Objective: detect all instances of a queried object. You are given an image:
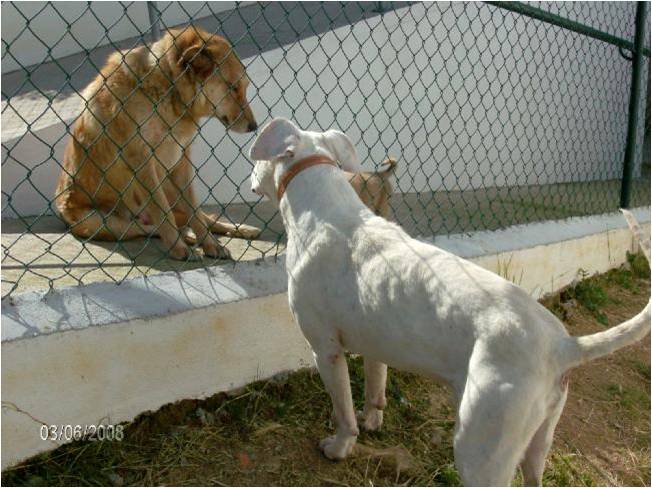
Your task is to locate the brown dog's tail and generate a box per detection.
[558,210,650,371]
[379,158,398,176]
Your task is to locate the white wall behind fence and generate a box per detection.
[1,2,648,218]
[0,2,242,74]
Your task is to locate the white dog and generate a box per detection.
[249,117,650,486]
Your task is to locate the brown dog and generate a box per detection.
[55,26,260,260]
[345,158,397,219]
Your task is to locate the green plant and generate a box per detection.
[627,251,651,279]
[496,254,524,286]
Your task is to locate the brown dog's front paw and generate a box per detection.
[168,242,202,261]
[202,236,231,260]
[227,223,261,240]
[180,228,197,246]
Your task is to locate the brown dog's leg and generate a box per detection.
[167,149,261,241]
[136,160,199,260]
[168,156,230,259]
[167,149,260,242]
[64,207,156,241]
[201,210,262,239]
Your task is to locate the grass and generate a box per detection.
[3,364,457,486]
[542,452,597,487]
[549,252,650,326]
[627,358,652,381]
[568,269,610,325]
[2,256,650,486]
[606,383,651,411]
[496,253,524,286]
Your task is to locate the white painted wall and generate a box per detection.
[0,2,240,73]
[1,2,648,217]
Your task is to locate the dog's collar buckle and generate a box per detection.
[277,154,337,201]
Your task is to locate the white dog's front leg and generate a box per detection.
[358,358,387,431]
[314,349,359,460]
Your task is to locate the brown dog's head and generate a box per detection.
[170,27,257,133]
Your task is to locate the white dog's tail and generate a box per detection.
[561,302,650,370]
[559,210,650,371]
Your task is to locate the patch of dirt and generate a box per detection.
[2,264,649,486]
[547,273,651,486]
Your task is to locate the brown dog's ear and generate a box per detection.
[173,27,212,78]
[178,42,214,79]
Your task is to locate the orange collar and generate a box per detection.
[277,154,337,201]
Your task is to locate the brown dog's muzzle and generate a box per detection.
[243,105,258,132]
[226,105,257,133]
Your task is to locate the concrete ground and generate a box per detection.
[2,178,649,297]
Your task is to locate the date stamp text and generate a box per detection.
[40,424,124,442]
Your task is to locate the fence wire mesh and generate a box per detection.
[1,1,650,297]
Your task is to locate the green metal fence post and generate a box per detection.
[488,1,651,57]
[619,1,648,209]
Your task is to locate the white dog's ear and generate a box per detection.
[322,130,362,172]
[249,118,300,161]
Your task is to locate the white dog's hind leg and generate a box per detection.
[520,387,568,486]
[314,348,359,460]
[454,372,541,486]
[357,358,387,431]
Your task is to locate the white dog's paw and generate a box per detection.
[319,435,356,460]
[357,409,383,431]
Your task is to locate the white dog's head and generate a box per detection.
[249,158,277,202]
[249,117,362,205]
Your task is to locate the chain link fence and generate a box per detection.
[2,1,650,297]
